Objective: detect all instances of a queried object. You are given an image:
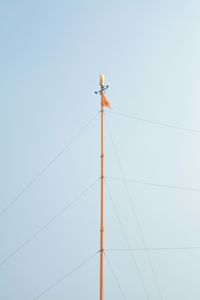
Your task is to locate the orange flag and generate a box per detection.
[101,94,111,108]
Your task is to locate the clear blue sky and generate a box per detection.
[1,0,200,299]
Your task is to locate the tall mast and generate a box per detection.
[100,74,105,300]
[95,74,109,300]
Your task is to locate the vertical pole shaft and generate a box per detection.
[100,92,104,300]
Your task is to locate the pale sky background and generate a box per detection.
[1,0,200,299]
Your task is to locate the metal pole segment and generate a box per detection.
[100,91,105,300]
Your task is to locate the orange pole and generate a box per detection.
[100,91,104,300]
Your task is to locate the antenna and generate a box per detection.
[95,74,109,94]
[99,74,105,88]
